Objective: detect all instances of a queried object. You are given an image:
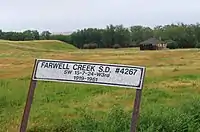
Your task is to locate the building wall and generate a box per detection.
[140,43,167,50]
[157,43,167,48]
[140,44,157,50]
[156,43,167,49]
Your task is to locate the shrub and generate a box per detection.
[83,44,89,49]
[113,44,121,49]
[195,42,200,48]
[83,43,98,49]
[128,43,138,47]
[166,40,178,49]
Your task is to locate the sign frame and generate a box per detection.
[32,59,145,89]
[19,58,146,132]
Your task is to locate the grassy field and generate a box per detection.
[0,40,200,132]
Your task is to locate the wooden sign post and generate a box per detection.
[130,89,144,132]
[19,59,145,132]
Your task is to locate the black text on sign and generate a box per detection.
[33,59,145,89]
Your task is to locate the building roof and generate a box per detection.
[140,37,162,45]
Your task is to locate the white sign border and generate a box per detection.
[32,59,146,89]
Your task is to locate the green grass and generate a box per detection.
[1,43,200,131]
[0,40,77,51]
[0,74,200,132]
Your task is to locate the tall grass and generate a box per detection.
[1,76,200,132]
[27,99,200,132]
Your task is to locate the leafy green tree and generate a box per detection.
[102,24,115,48]
[114,25,131,47]
[23,30,35,40]
[40,31,51,40]
[0,29,2,39]
[1,22,200,49]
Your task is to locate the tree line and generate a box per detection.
[0,30,51,41]
[1,22,200,49]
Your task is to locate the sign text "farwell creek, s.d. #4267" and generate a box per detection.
[32,59,145,89]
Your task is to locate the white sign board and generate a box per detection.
[33,59,145,89]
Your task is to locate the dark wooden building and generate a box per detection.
[139,38,167,50]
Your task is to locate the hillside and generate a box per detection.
[0,40,77,51]
[0,40,78,78]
